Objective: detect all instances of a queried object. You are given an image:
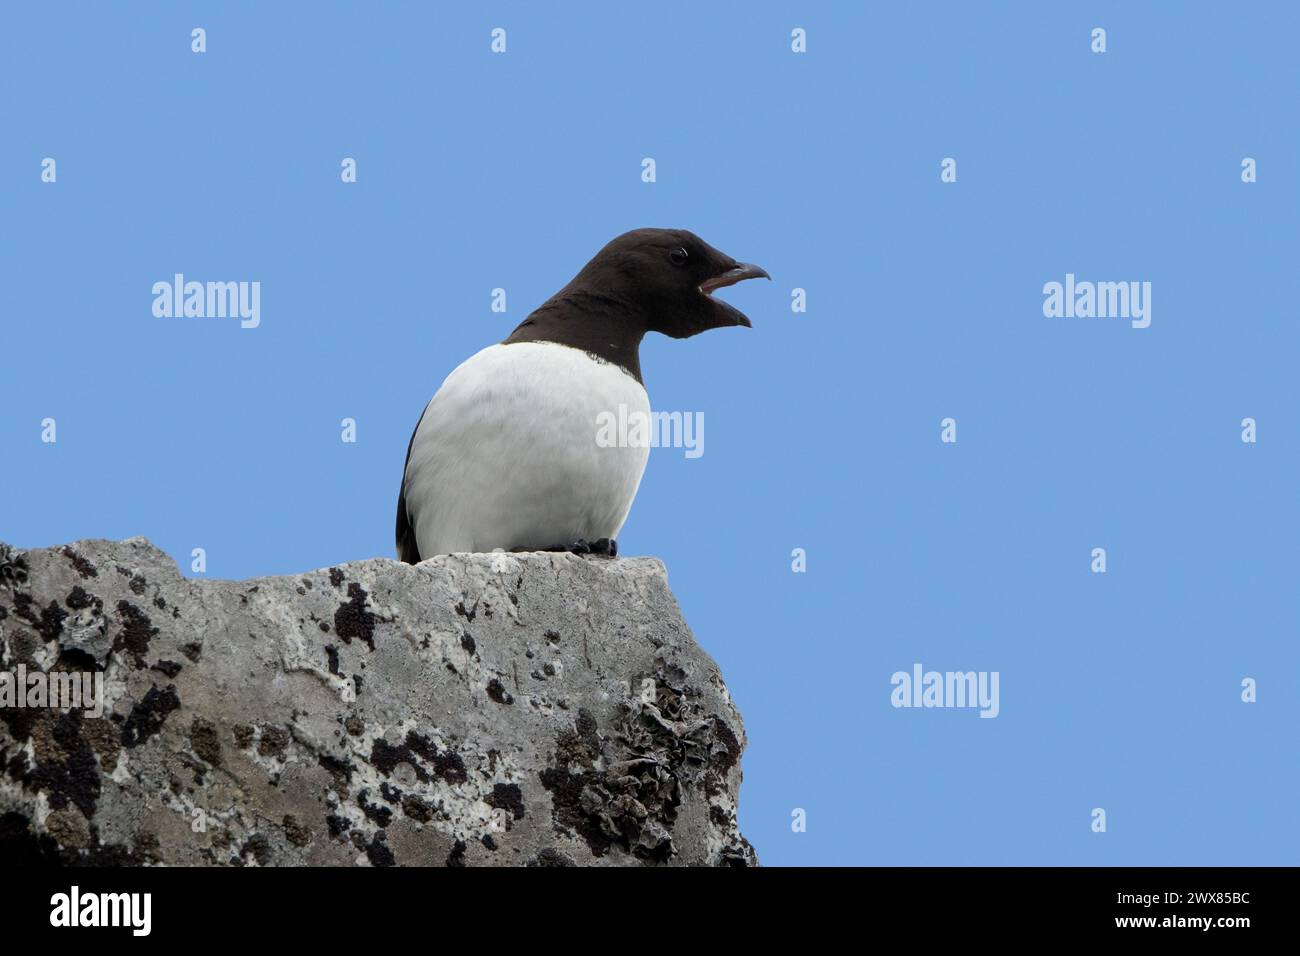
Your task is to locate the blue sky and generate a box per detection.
[3,2,1297,865]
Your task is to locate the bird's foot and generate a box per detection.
[542,538,617,558]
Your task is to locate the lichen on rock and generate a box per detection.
[0,538,756,866]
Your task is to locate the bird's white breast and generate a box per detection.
[403,341,651,555]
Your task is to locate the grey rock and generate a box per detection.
[0,538,756,866]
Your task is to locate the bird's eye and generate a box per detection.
[669,247,689,266]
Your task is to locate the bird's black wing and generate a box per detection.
[395,406,428,565]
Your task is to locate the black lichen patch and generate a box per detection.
[6,630,41,670]
[486,678,514,705]
[576,708,600,749]
[366,831,395,867]
[485,782,526,820]
[407,730,467,784]
[710,720,741,775]
[65,586,97,610]
[121,685,181,748]
[6,750,29,780]
[10,592,33,622]
[334,582,376,651]
[358,789,393,828]
[538,664,733,863]
[325,645,340,675]
[369,738,419,779]
[181,642,202,663]
[0,547,28,587]
[454,598,478,622]
[282,814,311,848]
[553,709,601,769]
[481,833,498,851]
[128,575,146,596]
[538,764,613,857]
[151,659,182,678]
[257,725,290,759]
[368,730,467,786]
[434,749,466,783]
[133,831,162,863]
[241,833,272,866]
[318,753,354,791]
[60,547,97,579]
[13,596,66,641]
[21,711,102,820]
[190,717,222,767]
[38,601,68,640]
[328,568,344,589]
[81,716,121,767]
[460,632,476,655]
[402,795,433,822]
[446,838,467,867]
[112,601,158,665]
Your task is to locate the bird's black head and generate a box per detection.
[503,228,768,384]
[567,228,769,338]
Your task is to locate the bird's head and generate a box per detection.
[569,228,769,338]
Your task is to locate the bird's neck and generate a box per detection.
[502,289,648,384]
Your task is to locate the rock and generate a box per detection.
[0,538,756,866]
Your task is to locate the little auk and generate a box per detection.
[396,228,768,562]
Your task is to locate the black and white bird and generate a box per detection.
[395,228,767,563]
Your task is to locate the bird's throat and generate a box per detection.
[502,291,648,384]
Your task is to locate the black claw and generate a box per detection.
[540,538,617,557]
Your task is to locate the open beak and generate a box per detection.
[699,262,770,327]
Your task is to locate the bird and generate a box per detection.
[395,228,768,563]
